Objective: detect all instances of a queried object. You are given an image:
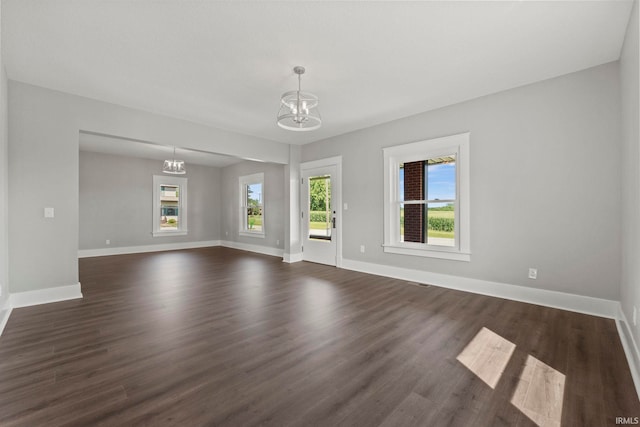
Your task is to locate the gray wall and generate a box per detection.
[9,83,80,292]
[79,151,221,250]
[284,145,302,258]
[0,2,10,314]
[221,160,285,251]
[621,1,640,346]
[8,81,289,293]
[302,62,622,300]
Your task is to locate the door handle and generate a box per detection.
[332,217,336,229]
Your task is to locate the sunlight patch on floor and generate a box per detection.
[456,327,516,388]
[511,354,565,427]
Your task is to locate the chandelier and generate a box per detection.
[163,147,186,175]
[277,66,321,131]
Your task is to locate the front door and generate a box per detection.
[302,165,337,266]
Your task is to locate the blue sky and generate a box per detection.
[399,163,455,201]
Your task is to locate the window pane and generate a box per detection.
[403,202,425,243]
[246,183,262,232]
[427,202,455,247]
[400,161,424,201]
[309,175,331,240]
[160,185,179,230]
[426,155,456,201]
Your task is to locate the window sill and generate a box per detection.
[383,244,470,262]
[153,230,188,237]
[239,231,265,238]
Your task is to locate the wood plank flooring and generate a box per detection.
[0,247,637,426]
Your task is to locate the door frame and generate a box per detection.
[300,156,342,267]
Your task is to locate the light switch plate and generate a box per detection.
[44,207,55,218]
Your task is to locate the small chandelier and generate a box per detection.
[163,147,186,175]
[277,66,321,131]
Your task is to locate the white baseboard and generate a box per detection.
[220,240,284,258]
[78,240,222,258]
[283,252,303,263]
[79,239,284,261]
[341,259,619,319]
[9,283,83,309]
[616,304,640,400]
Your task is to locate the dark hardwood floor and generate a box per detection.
[0,247,637,426]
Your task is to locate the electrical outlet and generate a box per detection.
[276,240,280,246]
[105,239,110,245]
[360,245,365,253]
[528,268,537,279]
[344,203,348,210]
[225,231,228,236]
[634,306,637,326]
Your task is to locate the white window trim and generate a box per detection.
[239,172,265,238]
[152,175,188,237]
[383,132,470,261]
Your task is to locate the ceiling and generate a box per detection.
[2,1,634,146]
[79,132,244,168]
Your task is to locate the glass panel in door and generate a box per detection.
[308,175,332,241]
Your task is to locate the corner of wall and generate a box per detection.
[0,1,12,335]
[0,298,12,336]
[619,0,640,383]
[616,303,640,400]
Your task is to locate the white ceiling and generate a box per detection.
[79,132,244,168]
[2,1,634,146]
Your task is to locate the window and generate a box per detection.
[153,175,188,237]
[239,173,264,237]
[383,132,470,261]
